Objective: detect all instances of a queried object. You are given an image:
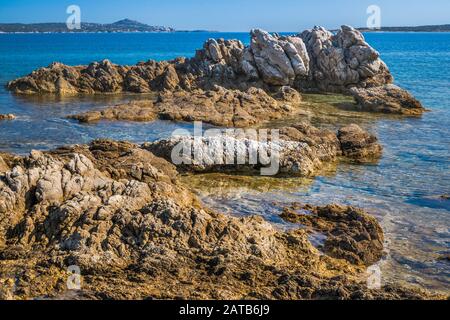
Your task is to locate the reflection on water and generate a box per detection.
[0,92,196,154]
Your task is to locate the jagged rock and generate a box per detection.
[144,133,326,176]
[144,122,381,177]
[0,140,442,300]
[7,26,423,118]
[349,84,425,115]
[280,204,384,266]
[0,114,16,121]
[337,124,383,161]
[299,25,393,92]
[250,29,306,85]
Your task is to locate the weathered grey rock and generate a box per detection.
[249,29,309,86]
[144,122,381,177]
[299,25,393,92]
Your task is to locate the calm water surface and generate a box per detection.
[0,32,449,293]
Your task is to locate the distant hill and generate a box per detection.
[0,19,175,33]
[357,24,450,32]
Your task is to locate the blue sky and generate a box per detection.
[0,0,449,31]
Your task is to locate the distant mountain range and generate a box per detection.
[357,24,450,32]
[0,19,175,33]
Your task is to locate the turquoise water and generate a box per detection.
[0,32,449,293]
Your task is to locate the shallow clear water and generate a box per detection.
[0,32,449,293]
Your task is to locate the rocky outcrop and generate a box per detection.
[337,124,383,161]
[248,29,309,86]
[144,122,381,177]
[280,204,384,266]
[7,26,423,116]
[349,84,425,115]
[298,25,393,92]
[0,114,16,121]
[69,86,303,127]
[8,26,387,95]
[0,140,441,300]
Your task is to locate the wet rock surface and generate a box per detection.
[280,203,384,266]
[0,140,442,300]
[7,26,423,116]
[337,124,383,161]
[68,101,157,123]
[155,86,301,127]
[68,86,303,127]
[0,114,16,121]
[349,84,425,115]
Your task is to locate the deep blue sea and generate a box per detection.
[0,32,449,293]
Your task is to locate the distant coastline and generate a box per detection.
[1,19,449,34]
[0,19,220,34]
[356,24,450,32]
[0,19,176,33]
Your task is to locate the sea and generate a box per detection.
[0,31,449,293]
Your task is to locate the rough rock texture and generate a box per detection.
[249,29,309,86]
[69,86,303,127]
[349,84,425,115]
[7,26,423,116]
[0,114,16,121]
[144,122,381,177]
[280,204,384,266]
[298,25,393,92]
[68,101,157,123]
[156,86,301,127]
[0,140,441,300]
[337,124,383,161]
[7,27,387,95]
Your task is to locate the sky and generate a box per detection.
[0,0,449,32]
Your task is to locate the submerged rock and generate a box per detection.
[349,84,425,115]
[0,114,16,121]
[0,140,442,300]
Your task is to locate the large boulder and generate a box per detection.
[248,29,309,86]
[349,84,425,115]
[299,25,393,92]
